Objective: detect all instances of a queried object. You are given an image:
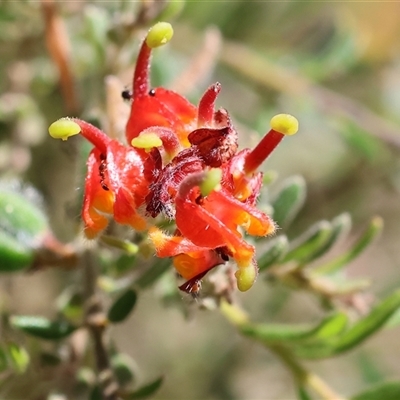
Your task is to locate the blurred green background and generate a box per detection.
[1,1,400,399]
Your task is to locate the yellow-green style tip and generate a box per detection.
[200,168,222,197]
[146,22,174,49]
[131,132,163,150]
[235,264,257,292]
[48,118,81,141]
[270,114,298,136]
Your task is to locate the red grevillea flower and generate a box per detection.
[48,22,299,293]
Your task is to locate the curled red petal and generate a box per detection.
[126,88,197,145]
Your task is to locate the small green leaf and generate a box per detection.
[309,213,352,261]
[350,382,400,400]
[258,235,289,271]
[333,289,400,353]
[240,312,347,344]
[282,221,333,264]
[0,187,48,243]
[135,258,171,289]
[271,175,306,227]
[111,353,138,388]
[10,316,77,340]
[108,289,137,323]
[0,230,34,272]
[0,185,48,272]
[8,342,30,373]
[313,216,383,275]
[294,290,400,359]
[124,377,163,399]
[115,254,138,276]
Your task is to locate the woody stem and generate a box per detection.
[82,250,119,400]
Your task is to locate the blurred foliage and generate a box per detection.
[1,1,400,400]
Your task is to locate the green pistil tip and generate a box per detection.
[200,168,222,197]
[270,114,298,135]
[48,118,81,141]
[131,132,163,150]
[235,264,257,292]
[146,22,174,49]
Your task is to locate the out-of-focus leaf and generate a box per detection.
[282,221,332,264]
[10,316,77,340]
[0,230,34,272]
[240,312,347,344]
[39,352,62,367]
[340,121,389,163]
[57,287,84,321]
[108,289,137,323]
[75,367,96,395]
[100,235,138,255]
[313,217,383,276]
[111,353,138,388]
[0,185,48,272]
[89,385,103,400]
[294,290,400,359]
[303,28,359,81]
[115,254,138,276]
[135,258,171,289]
[156,0,185,22]
[0,188,47,243]
[309,213,352,261]
[258,235,289,271]
[297,385,312,400]
[350,382,400,400]
[271,176,306,227]
[8,342,30,374]
[0,345,8,372]
[124,377,163,399]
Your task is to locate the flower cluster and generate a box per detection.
[49,22,298,293]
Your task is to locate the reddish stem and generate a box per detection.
[243,129,284,174]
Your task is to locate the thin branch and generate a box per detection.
[82,250,119,400]
[41,0,80,114]
[219,299,347,400]
[220,40,400,149]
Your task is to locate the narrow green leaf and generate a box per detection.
[271,176,306,227]
[258,235,289,271]
[108,289,137,323]
[312,312,348,340]
[240,312,347,344]
[10,316,77,340]
[135,258,171,289]
[8,342,30,373]
[351,382,400,400]
[124,377,163,399]
[282,221,332,264]
[309,213,352,261]
[333,289,400,353]
[313,217,383,275]
[294,290,400,359]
